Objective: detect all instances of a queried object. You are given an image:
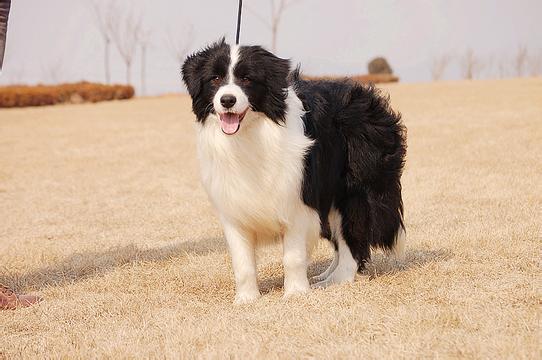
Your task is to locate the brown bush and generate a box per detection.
[368,57,393,75]
[303,73,399,84]
[0,82,134,108]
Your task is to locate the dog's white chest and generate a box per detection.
[197,109,313,233]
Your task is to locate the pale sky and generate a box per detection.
[0,0,540,95]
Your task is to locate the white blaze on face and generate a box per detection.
[213,45,250,135]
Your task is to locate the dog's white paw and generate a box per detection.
[283,281,310,298]
[234,291,261,304]
[311,272,355,289]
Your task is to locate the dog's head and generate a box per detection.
[182,38,291,135]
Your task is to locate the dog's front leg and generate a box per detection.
[282,216,311,297]
[222,219,260,304]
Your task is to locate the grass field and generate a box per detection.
[0,78,540,358]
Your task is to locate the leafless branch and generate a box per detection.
[165,24,194,66]
[110,7,142,85]
[137,23,152,96]
[244,4,271,28]
[497,56,511,78]
[245,0,303,52]
[431,54,452,81]
[484,54,496,79]
[90,0,112,41]
[528,51,542,77]
[90,0,116,83]
[461,49,484,80]
[514,45,528,77]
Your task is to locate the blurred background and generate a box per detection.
[0,0,540,96]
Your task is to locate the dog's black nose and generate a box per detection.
[220,94,237,109]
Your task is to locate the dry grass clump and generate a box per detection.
[0,79,540,358]
[304,73,399,84]
[0,82,134,108]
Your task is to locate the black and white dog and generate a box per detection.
[182,39,406,303]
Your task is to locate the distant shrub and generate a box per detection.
[368,57,393,75]
[303,73,399,84]
[0,82,134,108]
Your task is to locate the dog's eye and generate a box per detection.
[211,75,222,85]
[241,76,251,85]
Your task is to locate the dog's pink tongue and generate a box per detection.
[219,113,241,135]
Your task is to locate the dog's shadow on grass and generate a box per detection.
[1,237,227,292]
[361,248,453,279]
[258,248,453,295]
[4,241,452,295]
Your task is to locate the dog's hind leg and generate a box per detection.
[312,209,360,288]
[312,234,357,288]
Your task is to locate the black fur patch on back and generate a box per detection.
[295,78,406,268]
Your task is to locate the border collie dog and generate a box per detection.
[182,39,406,303]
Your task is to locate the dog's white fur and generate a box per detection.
[197,46,323,303]
[213,46,249,116]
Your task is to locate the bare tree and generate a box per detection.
[165,24,193,67]
[246,0,302,52]
[431,54,452,81]
[528,51,542,77]
[514,45,528,77]
[497,55,511,78]
[461,49,484,80]
[110,9,141,85]
[90,0,116,84]
[137,25,151,96]
[484,54,496,79]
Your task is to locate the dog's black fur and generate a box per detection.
[182,40,406,271]
[292,69,406,268]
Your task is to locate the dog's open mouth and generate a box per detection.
[219,109,248,135]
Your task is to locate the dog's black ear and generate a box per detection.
[287,64,302,84]
[182,51,205,98]
[262,49,291,122]
[182,38,227,98]
[265,52,291,89]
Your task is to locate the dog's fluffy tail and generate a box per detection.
[341,84,407,260]
[365,183,405,257]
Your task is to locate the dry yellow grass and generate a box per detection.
[0,78,541,359]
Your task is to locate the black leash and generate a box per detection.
[235,0,243,45]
